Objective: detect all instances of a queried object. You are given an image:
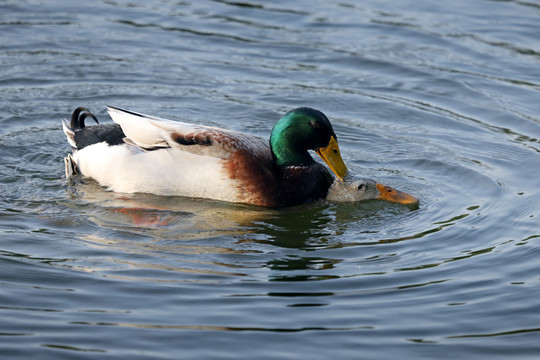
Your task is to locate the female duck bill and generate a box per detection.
[376,183,419,205]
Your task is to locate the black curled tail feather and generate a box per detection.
[70,107,99,130]
[63,106,126,151]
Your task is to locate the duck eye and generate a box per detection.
[309,121,321,129]
[357,183,365,191]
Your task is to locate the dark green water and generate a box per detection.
[1,1,540,359]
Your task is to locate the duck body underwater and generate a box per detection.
[63,106,418,208]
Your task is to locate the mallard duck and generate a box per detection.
[63,106,417,208]
[327,175,417,204]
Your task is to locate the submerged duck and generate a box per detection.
[63,106,418,208]
[327,175,417,204]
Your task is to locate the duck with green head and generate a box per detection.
[63,106,418,208]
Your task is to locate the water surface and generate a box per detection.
[1,0,540,359]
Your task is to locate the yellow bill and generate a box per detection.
[315,136,349,180]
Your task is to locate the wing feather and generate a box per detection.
[107,106,268,159]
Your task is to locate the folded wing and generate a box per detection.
[107,106,268,158]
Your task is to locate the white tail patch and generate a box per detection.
[62,119,77,148]
[64,154,78,178]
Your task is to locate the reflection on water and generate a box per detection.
[67,180,272,237]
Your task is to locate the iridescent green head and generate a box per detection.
[270,107,348,179]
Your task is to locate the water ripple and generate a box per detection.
[1,0,540,358]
